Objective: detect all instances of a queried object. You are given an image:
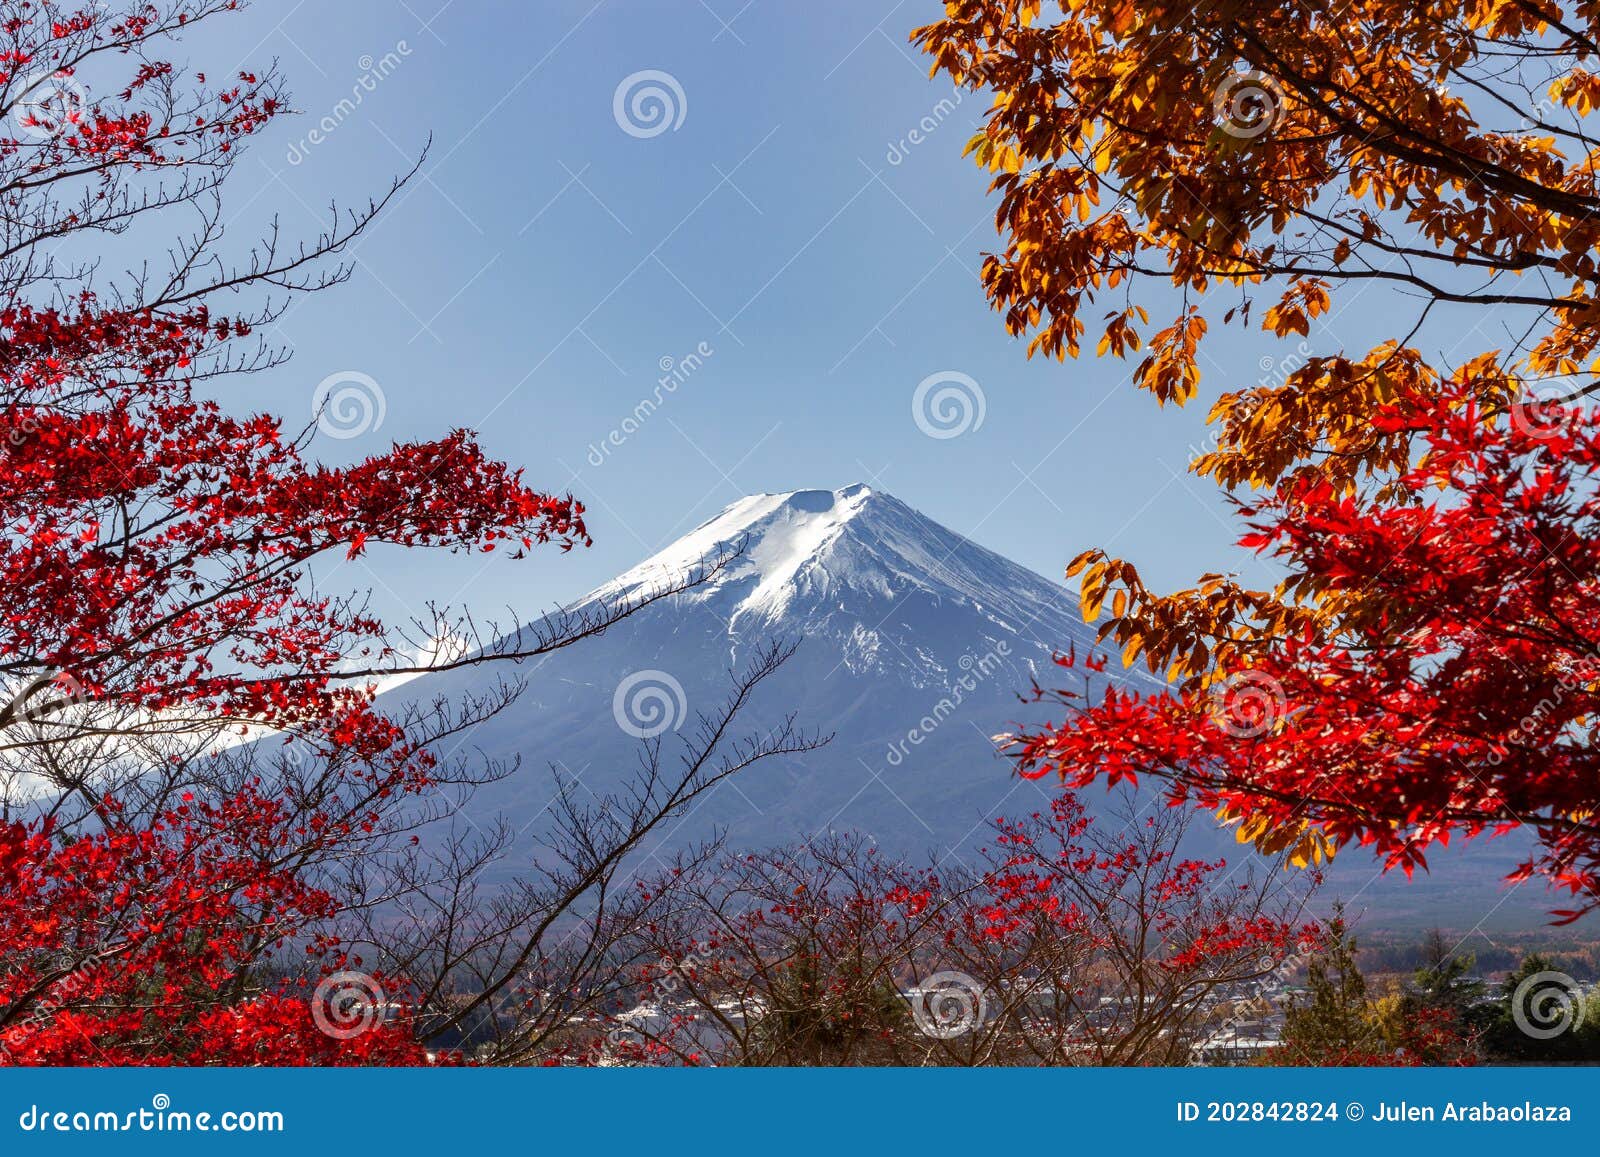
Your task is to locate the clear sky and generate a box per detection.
[184,0,1418,635]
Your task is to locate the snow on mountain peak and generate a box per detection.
[585,484,1073,638]
[595,484,872,617]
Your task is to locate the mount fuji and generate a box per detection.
[390,483,1099,861]
[384,484,1535,928]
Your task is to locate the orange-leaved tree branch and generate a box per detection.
[916,0,1600,917]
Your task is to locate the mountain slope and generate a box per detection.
[386,485,1104,858]
[578,483,1093,680]
[384,484,1539,930]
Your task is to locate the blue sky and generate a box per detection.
[183,0,1407,634]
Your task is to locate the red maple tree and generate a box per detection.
[915,0,1600,925]
[596,791,1315,1066]
[0,2,590,1063]
[1016,373,1600,920]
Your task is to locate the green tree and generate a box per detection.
[1412,929,1485,1018]
[1480,955,1600,1063]
[749,935,909,1065]
[1270,905,1383,1064]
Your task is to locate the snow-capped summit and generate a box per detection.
[384,484,1522,927]
[393,484,1095,855]
[599,484,886,622]
[582,484,1081,680]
